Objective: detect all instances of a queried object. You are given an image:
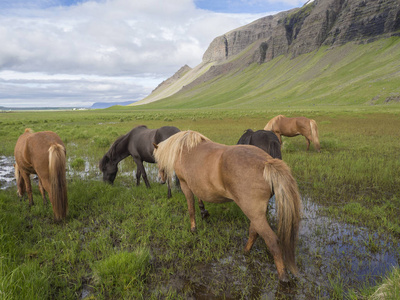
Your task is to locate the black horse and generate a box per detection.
[99,125,180,198]
[237,129,282,159]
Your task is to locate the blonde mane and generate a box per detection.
[264,115,285,130]
[154,130,210,181]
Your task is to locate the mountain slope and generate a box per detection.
[132,0,400,108]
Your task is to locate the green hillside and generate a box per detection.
[139,36,400,109]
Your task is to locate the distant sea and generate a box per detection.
[0,100,137,111]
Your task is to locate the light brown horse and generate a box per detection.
[14,129,68,221]
[153,130,302,282]
[264,115,320,152]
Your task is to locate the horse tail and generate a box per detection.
[310,119,320,152]
[48,143,68,221]
[263,159,301,275]
[14,162,25,197]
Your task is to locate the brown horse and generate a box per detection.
[153,130,302,282]
[264,115,320,152]
[14,129,68,221]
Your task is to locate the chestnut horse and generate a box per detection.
[154,130,301,282]
[14,129,68,221]
[99,125,180,198]
[264,115,320,152]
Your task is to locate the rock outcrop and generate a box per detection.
[134,0,400,105]
[202,0,400,65]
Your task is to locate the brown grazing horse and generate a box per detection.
[154,130,302,282]
[14,129,68,221]
[264,115,320,152]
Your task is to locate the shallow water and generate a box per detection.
[1,156,399,298]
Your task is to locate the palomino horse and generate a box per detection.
[237,129,282,159]
[154,130,302,282]
[14,129,68,221]
[264,115,320,152]
[99,125,180,198]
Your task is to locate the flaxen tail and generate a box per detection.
[310,119,320,152]
[263,159,301,275]
[48,143,68,221]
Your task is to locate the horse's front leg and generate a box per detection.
[167,180,172,199]
[276,133,282,144]
[180,182,197,232]
[198,199,209,219]
[135,167,141,186]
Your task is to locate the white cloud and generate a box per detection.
[0,0,292,107]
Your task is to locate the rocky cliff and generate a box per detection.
[203,0,400,64]
[133,0,400,105]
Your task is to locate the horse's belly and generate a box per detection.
[191,186,233,204]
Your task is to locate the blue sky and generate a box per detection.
[0,0,306,107]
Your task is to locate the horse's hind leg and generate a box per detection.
[256,219,288,282]
[244,222,259,252]
[198,199,209,219]
[305,137,311,151]
[38,179,48,205]
[21,173,34,206]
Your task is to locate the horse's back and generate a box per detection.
[237,129,253,145]
[154,126,180,144]
[251,130,282,159]
[220,145,273,201]
[15,130,64,174]
[179,142,271,201]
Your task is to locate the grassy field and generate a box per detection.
[1,106,400,299]
[138,36,400,109]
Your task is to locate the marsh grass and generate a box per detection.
[1,107,400,298]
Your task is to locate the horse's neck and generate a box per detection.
[111,135,131,163]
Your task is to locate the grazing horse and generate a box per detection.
[99,125,180,198]
[14,129,68,221]
[264,115,320,152]
[154,130,302,282]
[237,129,282,159]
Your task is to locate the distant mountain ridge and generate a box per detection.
[133,0,400,107]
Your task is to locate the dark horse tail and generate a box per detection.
[263,159,301,276]
[268,140,282,160]
[48,143,68,221]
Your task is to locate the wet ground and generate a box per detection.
[1,156,399,298]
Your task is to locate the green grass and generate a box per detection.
[1,106,400,298]
[138,36,400,109]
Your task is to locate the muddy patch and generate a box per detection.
[155,198,399,298]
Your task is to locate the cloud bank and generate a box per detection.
[0,0,303,107]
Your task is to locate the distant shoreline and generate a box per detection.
[0,107,89,112]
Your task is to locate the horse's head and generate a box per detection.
[99,154,118,184]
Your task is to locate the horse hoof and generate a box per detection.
[201,210,210,219]
[278,273,290,283]
[190,227,197,234]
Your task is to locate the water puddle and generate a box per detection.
[0,155,15,190]
[161,198,399,298]
[0,156,162,189]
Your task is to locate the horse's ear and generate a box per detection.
[153,143,158,149]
